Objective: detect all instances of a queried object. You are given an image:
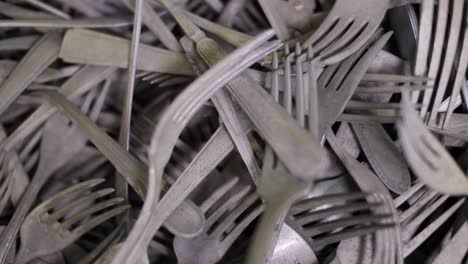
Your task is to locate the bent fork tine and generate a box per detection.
[37,178,106,211]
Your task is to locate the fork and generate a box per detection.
[286,192,395,251]
[326,129,402,264]
[173,177,263,264]
[15,178,129,264]
[317,32,392,137]
[302,0,389,65]
[393,183,466,258]
[398,91,468,195]
[0,98,95,263]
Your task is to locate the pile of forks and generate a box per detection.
[0,0,466,263]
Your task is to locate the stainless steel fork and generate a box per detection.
[287,192,395,251]
[0,112,89,263]
[302,0,389,65]
[174,177,263,264]
[15,179,129,263]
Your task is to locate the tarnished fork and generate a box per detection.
[286,192,395,251]
[15,179,129,264]
[302,0,389,65]
[326,129,402,264]
[316,32,392,137]
[174,177,263,264]
[0,79,110,263]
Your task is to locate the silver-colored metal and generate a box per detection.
[158,0,326,181]
[287,192,395,251]
[246,148,310,264]
[0,1,465,263]
[0,31,62,115]
[15,179,129,264]
[302,0,389,64]
[0,111,89,263]
[431,222,468,264]
[38,90,206,238]
[318,32,392,137]
[174,178,263,264]
[393,183,466,257]
[58,29,195,76]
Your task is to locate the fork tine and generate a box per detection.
[303,213,392,237]
[320,19,367,57]
[418,0,450,116]
[324,42,367,92]
[37,179,106,211]
[443,27,468,128]
[219,204,264,253]
[71,205,130,238]
[291,193,368,215]
[211,193,259,236]
[322,23,378,65]
[403,198,465,257]
[283,45,294,114]
[303,16,339,48]
[314,18,352,55]
[47,188,115,222]
[62,197,125,229]
[399,190,438,223]
[393,182,425,207]
[356,85,430,94]
[312,223,395,250]
[338,113,399,124]
[199,177,239,213]
[307,44,320,137]
[295,43,306,127]
[295,201,382,226]
[206,185,251,228]
[271,50,279,102]
[361,74,431,83]
[78,221,127,264]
